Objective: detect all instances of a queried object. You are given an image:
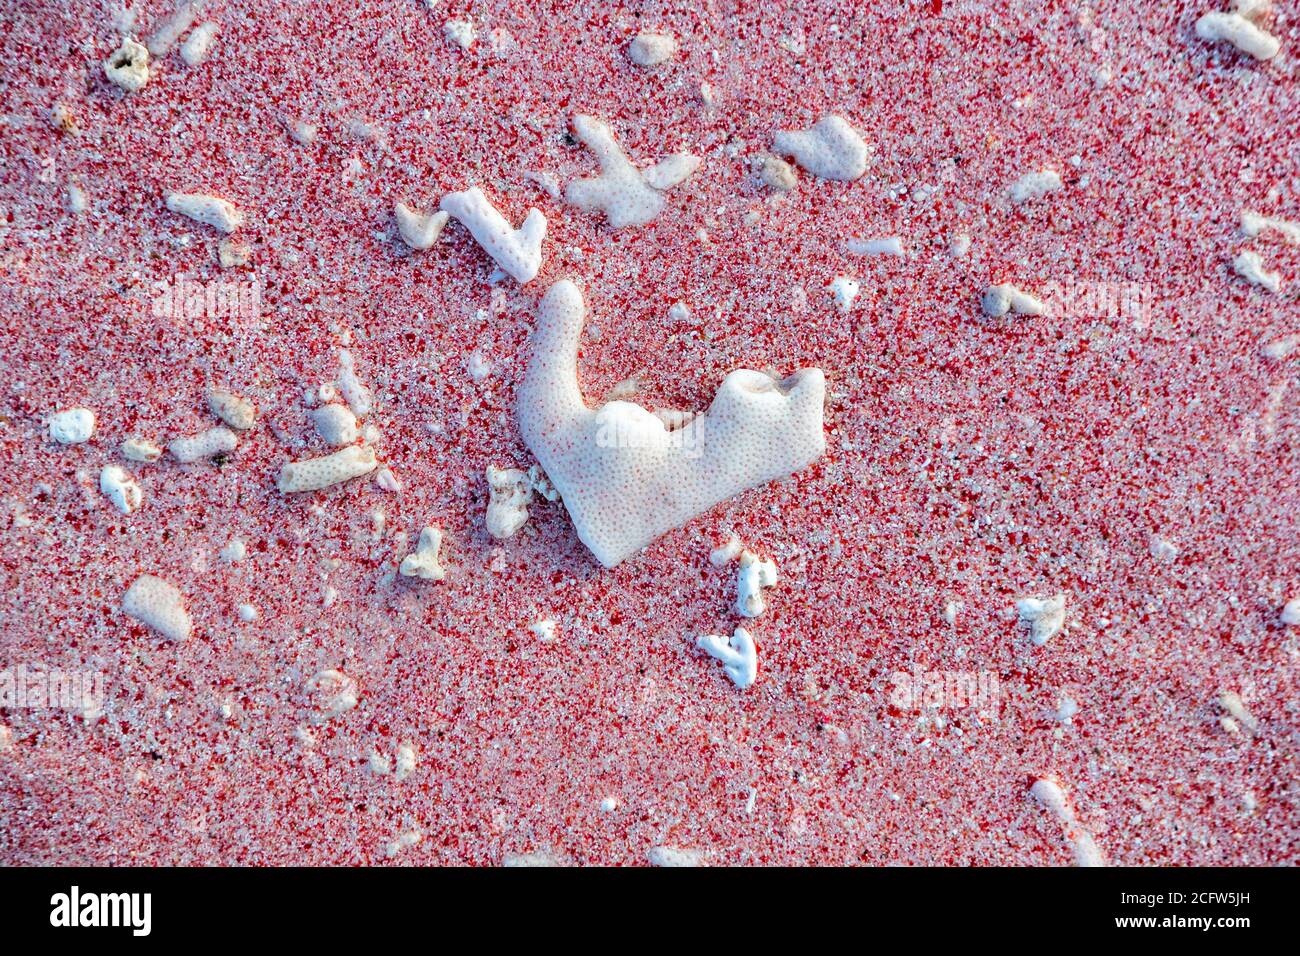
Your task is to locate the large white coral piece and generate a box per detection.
[565,115,701,229]
[517,280,826,568]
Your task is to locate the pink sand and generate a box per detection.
[1,1,1297,865]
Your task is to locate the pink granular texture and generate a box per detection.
[0,0,1296,865]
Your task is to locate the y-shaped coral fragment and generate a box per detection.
[697,627,758,689]
[565,115,701,229]
[517,280,826,568]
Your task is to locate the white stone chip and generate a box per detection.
[394,202,449,250]
[99,465,142,514]
[628,32,678,67]
[1016,594,1066,646]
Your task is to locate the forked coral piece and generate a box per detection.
[565,115,701,228]
[517,280,826,568]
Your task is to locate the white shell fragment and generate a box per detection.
[566,114,701,229]
[399,525,447,581]
[99,465,142,514]
[772,115,868,182]
[1241,210,1300,245]
[1016,594,1066,646]
[485,466,533,539]
[1280,599,1300,626]
[49,408,95,444]
[164,190,244,233]
[736,551,778,618]
[206,388,256,430]
[697,627,758,689]
[981,284,1047,317]
[277,445,378,493]
[517,280,826,568]
[440,187,546,283]
[628,32,678,66]
[104,38,150,92]
[123,574,192,641]
[394,202,449,251]
[169,426,237,463]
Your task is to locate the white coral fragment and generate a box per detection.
[100,465,142,514]
[123,574,192,641]
[1016,594,1066,646]
[566,114,701,229]
[1233,250,1281,292]
[1280,598,1300,626]
[394,202,449,250]
[1196,8,1280,61]
[647,846,705,867]
[49,408,95,444]
[828,276,861,313]
[772,115,868,182]
[180,21,218,66]
[277,445,378,493]
[169,426,236,463]
[846,236,906,257]
[735,550,778,617]
[206,388,256,430]
[121,437,162,462]
[628,31,678,66]
[439,187,546,283]
[164,190,243,233]
[104,38,150,92]
[399,525,447,581]
[697,626,758,689]
[1241,210,1300,245]
[1030,777,1105,867]
[517,280,826,568]
[981,283,1047,317]
[485,466,533,539]
[443,19,476,50]
[1009,169,1063,204]
[305,669,358,723]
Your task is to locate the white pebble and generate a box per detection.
[309,403,360,446]
[828,276,861,313]
[1282,598,1300,626]
[180,21,218,66]
[628,32,678,67]
[121,437,162,462]
[49,408,95,444]
[444,19,476,50]
[206,388,256,430]
[1009,169,1063,204]
[236,603,258,622]
[1233,250,1281,292]
[981,283,1046,317]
